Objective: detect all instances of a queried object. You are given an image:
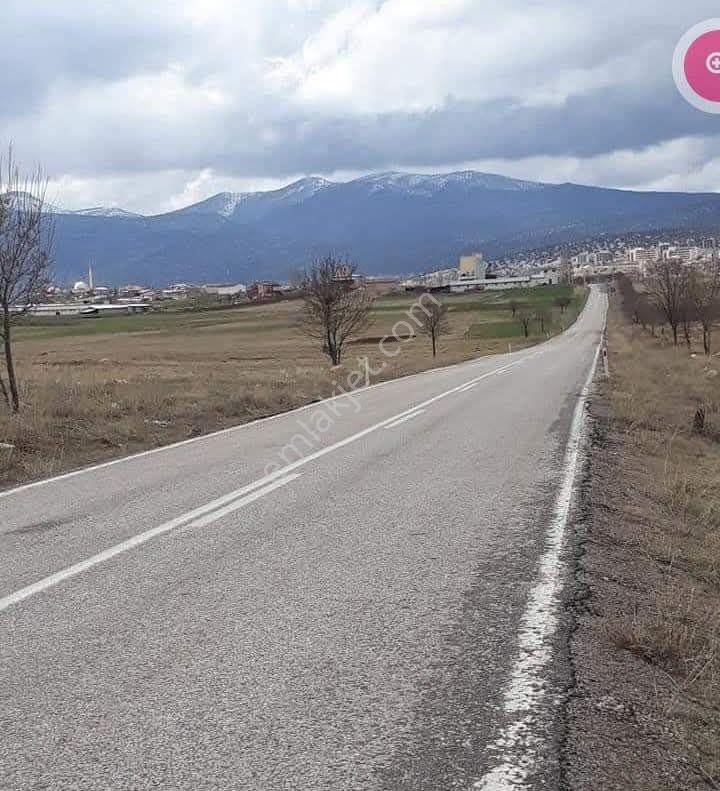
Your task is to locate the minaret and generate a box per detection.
[88,264,94,292]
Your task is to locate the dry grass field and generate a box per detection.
[566,297,720,789]
[0,286,584,487]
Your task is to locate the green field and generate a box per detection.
[463,285,585,340]
[14,285,585,342]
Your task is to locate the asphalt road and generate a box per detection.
[1,287,607,790]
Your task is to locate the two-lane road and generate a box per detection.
[1,287,607,790]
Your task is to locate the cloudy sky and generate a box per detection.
[4,1,720,213]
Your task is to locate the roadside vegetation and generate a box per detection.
[0,150,53,412]
[567,278,720,790]
[0,283,585,487]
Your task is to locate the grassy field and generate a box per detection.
[0,285,585,486]
[565,297,720,788]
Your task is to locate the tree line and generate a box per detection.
[508,294,572,338]
[617,259,720,354]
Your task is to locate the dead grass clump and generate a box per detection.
[610,584,719,682]
[662,468,695,519]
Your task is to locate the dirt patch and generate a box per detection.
[563,300,720,790]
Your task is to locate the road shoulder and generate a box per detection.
[563,305,720,790]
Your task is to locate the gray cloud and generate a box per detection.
[2,0,720,211]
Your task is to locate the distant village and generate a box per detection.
[404,235,720,290]
[20,233,720,318]
[23,266,404,318]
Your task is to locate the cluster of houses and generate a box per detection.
[23,262,410,319]
[20,266,293,319]
[570,239,719,279]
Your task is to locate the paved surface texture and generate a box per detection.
[1,288,607,790]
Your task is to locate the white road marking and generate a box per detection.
[0,291,600,615]
[1,288,585,503]
[384,409,425,429]
[0,474,300,613]
[4,288,597,506]
[0,348,540,501]
[0,356,531,613]
[472,296,607,790]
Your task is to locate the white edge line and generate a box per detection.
[0,294,593,501]
[0,473,301,613]
[472,292,607,790]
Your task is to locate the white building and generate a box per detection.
[202,283,247,299]
[162,283,193,300]
[457,253,487,281]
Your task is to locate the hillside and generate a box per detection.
[50,171,720,285]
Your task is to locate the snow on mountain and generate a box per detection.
[70,206,141,218]
[353,171,546,196]
[273,176,332,200]
[151,171,546,219]
[170,192,251,218]
[171,177,333,219]
[49,169,720,286]
[10,171,549,223]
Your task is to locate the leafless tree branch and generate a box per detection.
[0,145,54,411]
[299,255,373,366]
[418,295,449,357]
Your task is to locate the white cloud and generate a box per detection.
[3,0,720,210]
[264,1,705,113]
[46,135,720,215]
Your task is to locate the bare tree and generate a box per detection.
[508,299,519,318]
[636,293,662,336]
[647,259,687,346]
[517,310,532,339]
[418,295,450,357]
[678,289,697,350]
[299,255,373,366]
[535,309,550,335]
[0,149,53,412]
[554,295,571,314]
[688,261,720,355]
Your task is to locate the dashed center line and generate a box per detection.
[0,474,301,614]
[1,352,535,614]
[384,409,425,429]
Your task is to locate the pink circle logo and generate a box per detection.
[674,20,720,113]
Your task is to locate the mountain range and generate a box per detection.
[48,171,720,285]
